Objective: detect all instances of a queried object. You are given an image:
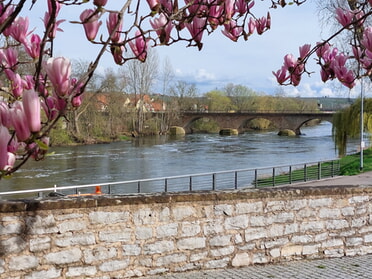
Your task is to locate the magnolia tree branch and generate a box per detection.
[0,0,371,179]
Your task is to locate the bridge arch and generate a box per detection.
[171,111,335,135]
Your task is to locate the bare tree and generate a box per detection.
[125,48,159,133]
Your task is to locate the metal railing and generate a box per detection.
[0,159,340,199]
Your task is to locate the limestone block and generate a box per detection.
[281,245,303,257]
[9,255,38,271]
[99,259,130,272]
[156,223,178,238]
[135,226,153,240]
[321,238,344,248]
[325,220,349,230]
[319,208,341,219]
[308,198,333,208]
[1,236,26,254]
[252,253,269,264]
[349,196,369,204]
[45,248,82,265]
[286,199,307,210]
[98,229,132,243]
[89,211,129,224]
[245,227,267,242]
[24,267,61,279]
[133,208,157,225]
[143,240,174,254]
[0,221,23,235]
[203,221,224,235]
[57,220,87,233]
[236,202,263,214]
[172,206,196,221]
[177,237,206,250]
[204,258,229,269]
[26,215,58,234]
[30,237,51,252]
[155,253,187,266]
[84,247,118,264]
[214,204,234,216]
[209,235,232,247]
[225,215,248,230]
[302,244,320,255]
[210,246,234,257]
[66,266,97,277]
[122,244,141,256]
[300,221,325,232]
[181,221,201,237]
[55,232,96,247]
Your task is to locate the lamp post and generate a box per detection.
[360,79,364,171]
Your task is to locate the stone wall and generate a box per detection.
[0,185,371,278]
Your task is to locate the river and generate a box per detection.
[1,122,361,193]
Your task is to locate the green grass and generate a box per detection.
[339,148,372,175]
[253,148,372,187]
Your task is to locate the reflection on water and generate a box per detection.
[2,122,361,192]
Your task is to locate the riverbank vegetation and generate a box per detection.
[333,99,372,156]
[255,148,372,186]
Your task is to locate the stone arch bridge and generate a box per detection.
[169,111,335,135]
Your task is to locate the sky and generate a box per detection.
[27,1,363,98]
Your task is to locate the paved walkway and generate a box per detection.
[142,172,372,279]
[143,254,372,279]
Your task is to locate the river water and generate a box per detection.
[1,122,361,193]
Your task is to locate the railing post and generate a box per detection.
[331,161,334,177]
[318,162,321,180]
[108,184,112,194]
[289,165,292,184]
[304,164,307,182]
[234,171,238,189]
[272,167,275,186]
[189,176,192,191]
[137,181,141,193]
[254,169,258,188]
[212,173,216,190]
[165,178,168,192]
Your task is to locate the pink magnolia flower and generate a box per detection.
[186,17,206,49]
[0,126,14,171]
[0,101,11,128]
[94,0,108,6]
[22,89,41,132]
[223,0,235,22]
[273,66,289,84]
[80,9,102,41]
[24,34,41,59]
[150,13,174,44]
[5,70,26,98]
[11,101,31,141]
[129,30,149,62]
[72,95,82,107]
[361,27,372,52]
[10,17,30,44]
[208,4,224,29]
[44,13,65,39]
[334,66,355,89]
[283,54,297,70]
[335,7,354,28]
[107,12,123,43]
[147,0,159,11]
[44,57,71,96]
[299,44,311,59]
[247,17,256,35]
[0,4,14,27]
[255,14,269,35]
[222,20,243,42]
[0,48,18,69]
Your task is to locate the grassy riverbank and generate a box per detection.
[340,148,372,175]
[254,148,372,187]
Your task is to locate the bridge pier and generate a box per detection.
[169,126,186,135]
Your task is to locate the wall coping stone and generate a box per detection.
[0,184,370,213]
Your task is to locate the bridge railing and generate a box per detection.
[0,159,340,199]
[178,110,335,114]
